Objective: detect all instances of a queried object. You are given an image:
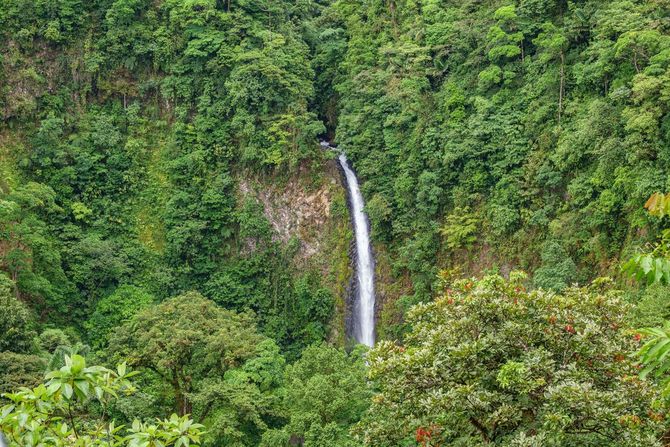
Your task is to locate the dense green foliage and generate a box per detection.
[622,193,670,400]
[323,0,670,311]
[261,343,371,447]
[358,274,664,446]
[0,0,337,357]
[108,292,285,446]
[85,285,154,349]
[624,192,670,285]
[0,274,37,353]
[3,0,670,445]
[0,354,205,447]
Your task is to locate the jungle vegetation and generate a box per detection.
[2,0,670,446]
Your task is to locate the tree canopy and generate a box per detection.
[2,0,670,445]
[358,273,664,446]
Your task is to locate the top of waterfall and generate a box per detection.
[320,140,337,150]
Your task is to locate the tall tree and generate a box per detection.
[108,291,285,446]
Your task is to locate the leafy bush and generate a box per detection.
[439,206,479,250]
[0,274,37,353]
[261,343,370,447]
[0,354,204,446]
[357,273,664,446]
[0,352,45,391]
[533,240,577,291]
[85,285,154,348]
[38,328,71,353]
[630,284,670,328]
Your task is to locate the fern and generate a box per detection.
[439,207,479,250]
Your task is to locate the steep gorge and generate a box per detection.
[2,1,670,446]
[1,0,670,358]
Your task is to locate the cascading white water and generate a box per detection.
[331,147,376,347]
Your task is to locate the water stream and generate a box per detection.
[322,141,376,346]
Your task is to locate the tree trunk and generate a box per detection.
[388,0,398,37]
[172,369,191,416]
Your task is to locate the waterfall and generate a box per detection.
[322,142,376,346]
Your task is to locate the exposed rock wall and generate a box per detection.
[238,161,341,260]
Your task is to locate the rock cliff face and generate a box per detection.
[237,160,353,343]
[239,178,331,259]
[238,160,343,261]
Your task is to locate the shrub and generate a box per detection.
[38,328,71,353]
[357,273,664,446]
[0,274,37,353]
[533,240,577,291]
[85,285,154,348]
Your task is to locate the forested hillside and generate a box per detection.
[323,0,670,332]
[2,0,670,446]
[0,0,352,357]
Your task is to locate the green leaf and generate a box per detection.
[641,255,653,274]
[47,382,61,396]
[63,383,73,399]
[74,380,89,397]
